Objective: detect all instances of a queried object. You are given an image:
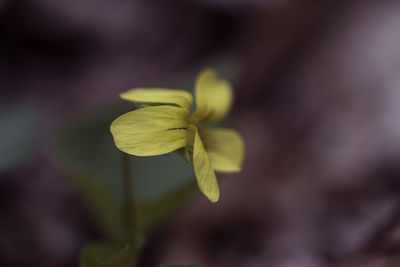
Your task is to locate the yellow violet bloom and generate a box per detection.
[110,68,244,202]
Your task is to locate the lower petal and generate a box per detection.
[188,124,220,202]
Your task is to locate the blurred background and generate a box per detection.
[2,0,400,266]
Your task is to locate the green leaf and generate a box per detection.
[0,106,40,173]
[80,243,114,267]
[80,242,140,267]
[159,263,199,267]
[135,181,197,231]
[49,105,197,241]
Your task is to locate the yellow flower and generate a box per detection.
[110,68,244,202]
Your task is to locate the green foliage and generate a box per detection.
[80,242,140,267]
[159,263,199,267]
[0,106,40,173]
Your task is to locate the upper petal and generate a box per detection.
[110,105,188,156]
[188,124,220,202]
[120,88,193,113]
[199,128,244,173]
[191,68,233,125]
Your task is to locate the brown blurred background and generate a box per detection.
[1,0,400,266]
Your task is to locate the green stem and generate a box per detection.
[122,152,134,239]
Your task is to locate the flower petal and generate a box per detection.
[188,124,219,202]
[120,88,193,113]
[199,128,244,173]
[191,68,233,125]
[110,105,188,156]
